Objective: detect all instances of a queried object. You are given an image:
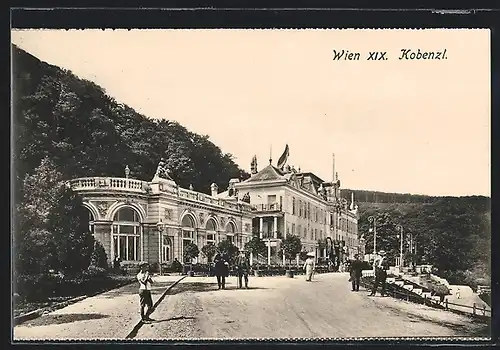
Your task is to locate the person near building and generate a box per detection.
[369,250,389,296]
[349,254,364,292]
[137,262,154,322]
[214,252,229,289]
[303,252,316,282]
[236,249,250,289]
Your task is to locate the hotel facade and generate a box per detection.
[70,149,362,267]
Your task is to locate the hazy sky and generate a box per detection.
[11,29,490,196]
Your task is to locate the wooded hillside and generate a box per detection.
[12,44,248,199]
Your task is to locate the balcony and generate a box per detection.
[253,203,283,213]
[69,177,148,194]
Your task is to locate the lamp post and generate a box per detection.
[156,221,164,275]
[396,224,403,270]
[368,216,377,256]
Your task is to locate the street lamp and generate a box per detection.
[368,216,377,256]
[396,224,403,270]
[157,221,164,275]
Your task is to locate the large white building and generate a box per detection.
[232,149,361,265]
[70,148,362,267]
[70,161,254,267]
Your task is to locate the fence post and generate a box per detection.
[406,290,409,301]
[482,304,486,316]
[473,303,476,315]
[423,295,426,305]
[445,299,448,310]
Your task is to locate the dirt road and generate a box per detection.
[134,273,489,340]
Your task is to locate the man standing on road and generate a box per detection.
[369,250,388,296]
[349,254,363,292]
[214,253,228,289]
[137,262,154,322]
[236,249,250,289]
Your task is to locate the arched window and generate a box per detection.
[206,218,217,245]
[181,214,195,263]
[225,222,236,244]
[87,210,95,234]
[162,236,172,263]
[112,206,141,261]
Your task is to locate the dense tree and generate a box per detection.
[245,237,267,257]
[15,157,94,276]
[183,242,200,270]
[201,243,217,263]
[281,235,302,265]
[217,239,239,264]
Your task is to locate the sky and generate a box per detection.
[11,29,491,197]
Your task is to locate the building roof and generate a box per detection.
[242,164,286,183]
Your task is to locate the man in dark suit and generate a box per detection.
[349,254,364,292]
[214,253,229,289]
[369,250,389,296]
[236,249,250,289]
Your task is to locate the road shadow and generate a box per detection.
[22,313,109,326]
[149,316,197,323]
[166,282,269,295]
[101,282,172,299]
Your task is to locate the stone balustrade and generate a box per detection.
[69,177,148,193]
[70,177,254,213]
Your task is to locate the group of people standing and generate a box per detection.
[213,249,251,289]
[347,250,388,295]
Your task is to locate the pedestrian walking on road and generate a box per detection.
[349,254,363,292]
[236,249,250,288]
[214,253,229,289]
[303,252,316,282]
[369,250,389,296]
[137,262,154,322]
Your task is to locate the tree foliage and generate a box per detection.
[217,239,239,263]
[89,240,109,270]
[357,197,491,286]
[15,157,94,276]
[13,44,249,196]
[245,236,267,256]
[281,235,302,264]
[183,242,200,263]
[201,243,217,262]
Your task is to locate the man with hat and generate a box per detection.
[137,261,154,321]
[235,249,251,289]
[369,250,389,296]
[349,253,364,292]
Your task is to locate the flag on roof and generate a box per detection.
[277,144,289,169]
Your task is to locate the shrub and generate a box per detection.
[83,266,107,279]
[89,240,108,269]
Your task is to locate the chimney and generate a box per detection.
[210,183,219,197]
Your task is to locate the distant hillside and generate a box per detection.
[344,189,491,289]
[12,44,249,196]
[340,188,488,204]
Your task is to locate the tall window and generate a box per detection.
[292,223,296,234]
[88,210,95,234]
[292,197,296,215]
[299,200,303,217]
[226,222,236,244]
[112,207,141,261]
[206,218,217,244]
[162,236,172,262]
[181,215,195,263]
